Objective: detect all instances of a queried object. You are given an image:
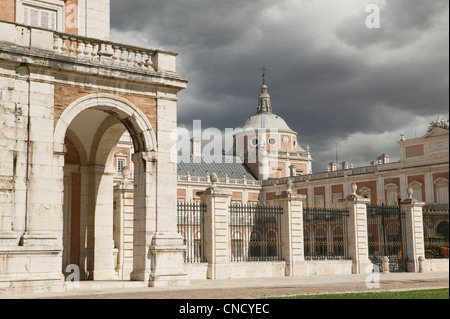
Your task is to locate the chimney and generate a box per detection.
[341,161,349,170]
[329,162,338,172]
[377,154,389,164]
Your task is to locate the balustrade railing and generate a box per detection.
[53,33,156,70]
[0,19,182,73]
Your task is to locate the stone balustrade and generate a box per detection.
[0,19,178,73]
[53,33,156,71]
[177,174,262,186]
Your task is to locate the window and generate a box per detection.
[231,199,242,206]
[360,187,372,202]
[385,183,399,205]
[117,159,125,173]
[268,137,277,146]
[251,138,259,147]
[408,181,423,202]
[231,232,243,260]
[386,190,398,205]
[23,5,57,30]
[435,178,449,204]
[332,193,343,208]
[314,195,324,208]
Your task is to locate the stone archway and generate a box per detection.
[54,93,187,286]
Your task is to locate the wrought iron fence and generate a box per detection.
[423,209,449,259]
[229,203,283,262]
[367,203,407,272]
[177,202,206,263]
[303,206,350,260]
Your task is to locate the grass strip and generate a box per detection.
[274,288,449,299]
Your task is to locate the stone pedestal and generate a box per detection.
[0,232,64,294]
[148,232,189,287]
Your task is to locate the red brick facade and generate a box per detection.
[53,84,158,134]
[0,0,15,22]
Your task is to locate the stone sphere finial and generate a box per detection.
[122,166,130,180]
[351,182,357,196]
[407,186,414,199]
[210,172,218,184]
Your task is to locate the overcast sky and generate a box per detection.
[110,0,449,173]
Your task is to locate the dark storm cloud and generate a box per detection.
[336,0,449,48]
[110,0,449,172]
[111,0,281,49]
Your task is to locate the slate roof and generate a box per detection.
[177,154,257,180]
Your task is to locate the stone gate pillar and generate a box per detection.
[274,187,306,277]
[401,187,426,272]
[199,183,231,280]
[340,183,373,274]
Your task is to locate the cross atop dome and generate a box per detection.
[261,66,267,85]
[257,66,272,113]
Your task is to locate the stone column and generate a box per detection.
[91,166,117,280]
[113,170,134,280]
[401,187,426,272]
[78,165,93,279]
[130,151,156,283]
[274,187,306,277]
[340,183,372,274]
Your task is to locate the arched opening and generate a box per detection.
[55,94,157,281]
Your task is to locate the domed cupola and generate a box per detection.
[242,77,295,133]
[234,69,313,180]
[257,79,272,113]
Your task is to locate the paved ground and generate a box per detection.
[2,271,448,299]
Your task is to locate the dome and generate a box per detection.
[242,112,295,133]
[241,78,295,133]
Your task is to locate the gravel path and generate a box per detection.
[6,272,446,300]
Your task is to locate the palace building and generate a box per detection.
[0,0,448,293]
[116,83,448,210]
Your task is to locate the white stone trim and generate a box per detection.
[54,93,157,154]
[16,0,65,32]
[434,177,449,185]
